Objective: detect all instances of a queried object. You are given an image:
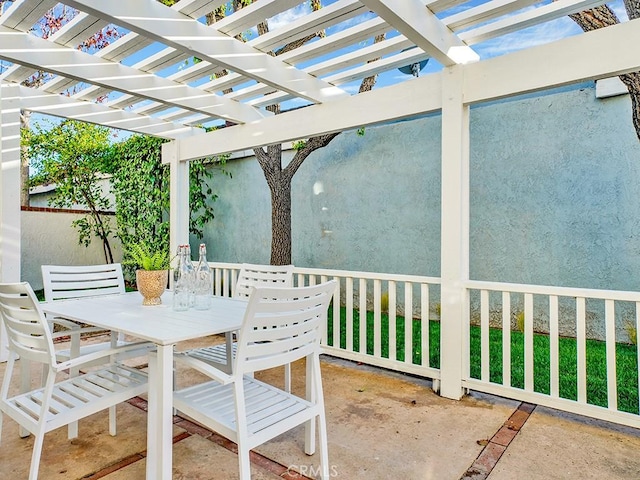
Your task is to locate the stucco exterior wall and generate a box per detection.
[201,85,640,291]
[197,85,640,340]
[21,210,122,290]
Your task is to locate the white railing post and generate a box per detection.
[165,140,189,289]
[0,84,21,362]
[439,65,470,399]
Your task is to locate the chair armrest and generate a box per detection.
[174,352,234,385]
[55,341,154,372]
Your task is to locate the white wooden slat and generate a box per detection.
[374,279,382,358]
[0,0,57,30]
[481,289,490,382]
[0,64,36,83]
[212,0,301,38]
[248,48,431,107]
[459,0,606,46]
[524,293,534,392]
[346,277,354,352]
[502,291,511,387]
[360,0,476,67]
[388,281,397,361]
[0,25,268,125]
[605,299,617,411]
[247,0,367,53]
[173,0,228,19]
[359,279,367,354]
[64,0,349,105]
[332,276,340,348]
[576,297,587,403]
[132,47,190,74]
[49,13,108,47]
[96,33,154,63]
[420,283,429,367]
[549,295,559,397]
[278,17,391,66]
[404,282,413,364]
[444,0,538,32]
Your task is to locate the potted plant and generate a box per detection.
[125,243,171,305]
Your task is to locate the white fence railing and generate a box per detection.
[209,263,640,428]
[210,262,441,381]
[465,280,640,429]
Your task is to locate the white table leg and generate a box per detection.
[146,345,174,480]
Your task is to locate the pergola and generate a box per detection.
[0,0,639,395]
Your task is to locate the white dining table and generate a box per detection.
[42,290,247,480]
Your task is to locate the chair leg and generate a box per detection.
[304,356,316,455]
[284,363,291,393]
[29,431,46,480]
[317,412,330,479]
[237,444,252,480]
[20,359,32,438]
[109,405,117,436]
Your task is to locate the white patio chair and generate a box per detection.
[41,263,154,437]
[174,280,336,480]
[0,282,148,480]
[42,263,154,363]
[181,263,294,388]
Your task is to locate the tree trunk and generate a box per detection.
[269,177,292,265]
[568,5,640,142]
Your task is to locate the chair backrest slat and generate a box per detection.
[42,264,125,302]
[234,263,294,299]
[0,283,55,364]
[234,280,336,375]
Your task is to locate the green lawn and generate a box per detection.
[327,307,640,414]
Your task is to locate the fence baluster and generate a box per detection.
[605,299,617,410]
[481,289,490,382]
[549,295,559,397]
[524,293,534,392]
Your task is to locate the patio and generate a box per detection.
[1,333,640,480]
[2,1,640,478]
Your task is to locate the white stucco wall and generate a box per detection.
[21,209,122,290]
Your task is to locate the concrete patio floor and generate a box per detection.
[2,334,640,480]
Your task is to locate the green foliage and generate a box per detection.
[110,134,228,279]
[380,292,389,313]
[515,310,525,332]
[25,119,116,263]
[624,320,637,345]
[292,140,307,151]
[357,127,366,136]
[123,243,171,271]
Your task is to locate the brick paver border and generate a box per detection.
[460,402,536,480]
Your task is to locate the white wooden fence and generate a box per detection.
[210,262,640,428]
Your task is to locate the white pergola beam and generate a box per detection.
[176,17,640,160]
[0,25,268,124]
[360,0,478,66]
[63,0,350,105]
[174,73,443,161]
[0,0,56,29]
[16,86,203,139]
[213,0,302,38]
[464,17,640,103]
[248,0,367,53]
[459,0,607,45]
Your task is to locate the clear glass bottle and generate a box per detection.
[194,243,212,310]
[184,244,196,307]
[172,245,189,311]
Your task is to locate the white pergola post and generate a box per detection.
[0,83,21,361]
[439,65,470,399]
[164,140,190,281]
